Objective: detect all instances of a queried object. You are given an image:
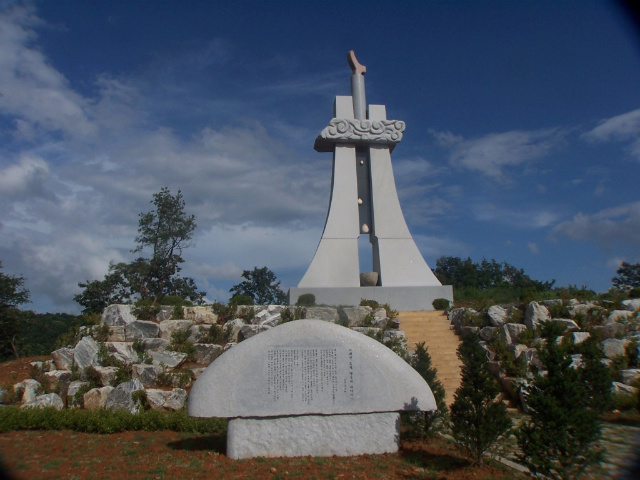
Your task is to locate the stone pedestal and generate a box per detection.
[227,412,399,459]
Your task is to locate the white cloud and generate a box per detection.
[553,201,640,250]
[431,128,565,181]
[0,155,52,199]
[528,242,539,254]
[583,108,640,160]
[472,203,560,228]
[0,4,96,139]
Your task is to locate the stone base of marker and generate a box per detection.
[289,286,453,311]
[228,412,399,459]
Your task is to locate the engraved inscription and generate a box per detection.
[266,347,354,406]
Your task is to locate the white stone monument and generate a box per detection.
[188,320,436,459]
[289,52,452,310]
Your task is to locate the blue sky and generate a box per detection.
[1,0,639,313]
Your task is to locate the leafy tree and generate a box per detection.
[612,261,640,292]
[450,332,512,465]
[0,262,31,359]
[229,266,286,305]
[406,342,448,437]
[517,322,604,479]
[433,256,555,293]
[75,188,205,314]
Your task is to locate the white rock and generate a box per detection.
[125,320,160,340]
[303,307,339,322]
[132,364,158,387]
[503,323,527,345]
[609,310,635,323]
[572,332,591,344]
[43,370,72,397]
[524,302,550,329]
[184,306,218,324]
[101,304,136,326]
[622,299,640,312]
[74,336,101,370]
[83,386,114,410]
[570,354,583,369]
[146,388,188,411]
[67,381,89,407]
[51,347,75,370]
[150,350,187,369]
[621,369,640,386]
[158,320,194,340]
[156,306,174,321]
[238,324,270,341]
[14,379,41,404]
[93,366,118,386]
[487,305,508,326]
[224,318,246,342]
[602,338,630,359]
[551,318,580,332]
[479,326,498,342]
[21,393,64,410]
[194,344,223,364]
[106,342,140,365]
[258,313,282,327]
[612,382,638,395]
[592,323,626,340]
[107,326,126,342]
[105,378,145,413]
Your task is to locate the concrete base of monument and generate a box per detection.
[227,412,400,459]
[289,286,453,310]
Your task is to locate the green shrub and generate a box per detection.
[168,329,196,361]
[211,302,236,323]
[450,333,512,465]
[229,294,253,306]
[0,406,226,434]
[295,293,316,306]
[132,298,161,320]
[547,302,571,319]
[280,307,303,323]
[358,300,398,319]
[200,324,232,344]
[626,338,640,369]
[161,295,192,307]
[92,324,110,342]
[610,355,629,383]
[432,298,450,311]
[518,327,536,347]
[611,392,638,412]
[517,322,604,479]
[404,342,448,438]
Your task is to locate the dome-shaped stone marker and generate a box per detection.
[188,319,436,459]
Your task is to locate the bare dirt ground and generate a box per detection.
[0,430,524,480]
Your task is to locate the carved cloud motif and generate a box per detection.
[321,118,405,143]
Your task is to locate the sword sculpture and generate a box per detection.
[293,51,448,309]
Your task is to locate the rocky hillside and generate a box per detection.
[449,298,640,408]
[2,304,402,413]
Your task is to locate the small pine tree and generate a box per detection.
[517,322,604,479]
[450,332,512,465]
[406,342,448,437]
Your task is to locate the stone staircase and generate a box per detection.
[398,311,462,405]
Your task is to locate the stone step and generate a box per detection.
[398,311,463,405]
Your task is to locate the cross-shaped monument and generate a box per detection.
[290,52,453,310]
